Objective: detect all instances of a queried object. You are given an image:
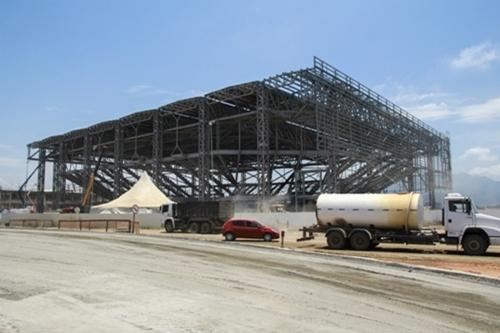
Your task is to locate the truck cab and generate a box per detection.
[161,203,177,232]
[443,193,500,255]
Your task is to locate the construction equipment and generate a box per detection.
[80,151,104,213]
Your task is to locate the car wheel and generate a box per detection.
[187,222,200,234]
[200,222,212,234]
[225,232,235,241]
[164,220,174,233]
[263,233,273,242]
[462,234,488,255]
[349,231,371,251]
[326,230,347,249]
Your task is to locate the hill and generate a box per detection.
[453,173,500,207]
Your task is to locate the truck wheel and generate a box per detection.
[164,220,174,233]
[200,222,212,234]
[187,222,200,234]
[326,230,347,249]
[263,233,273,242]
[462,234,488,255]
[349,231,371,251]
[224,232,235,241]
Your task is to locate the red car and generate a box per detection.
[222,219,280,242]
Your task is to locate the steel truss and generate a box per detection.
[28,57,452,211]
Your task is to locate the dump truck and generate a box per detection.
[298,192,500,255]
[160,200,234,234]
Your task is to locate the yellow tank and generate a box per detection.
[316,192,424,230]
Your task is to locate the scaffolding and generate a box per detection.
[28,57,452,212]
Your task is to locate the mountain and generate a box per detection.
[453,173,500,207]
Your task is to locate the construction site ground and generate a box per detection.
[141,229,500,279]
[1,229,500,332]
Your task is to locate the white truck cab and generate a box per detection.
[443,193,500,255]
[160,203,177,232]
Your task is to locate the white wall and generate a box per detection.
[0,212,164,229]
[1,209,445,231]
[234,212,315,230]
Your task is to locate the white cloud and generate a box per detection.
[457,96,500,122]
[460,147,497,162]
[469,164,500,181]
[392,92,450,105]
[406,102,454,121]
[386,84,500,123]
[450,42,500,70]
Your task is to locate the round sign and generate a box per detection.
[74,207,80,214]
[132,204,139,214]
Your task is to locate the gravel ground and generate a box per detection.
[1,229,500,332]
[139,229,500,278]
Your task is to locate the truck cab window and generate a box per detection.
[448,200,466,213]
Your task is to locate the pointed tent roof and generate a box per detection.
[93,172,174,209]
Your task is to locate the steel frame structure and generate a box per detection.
[28,57,452,212]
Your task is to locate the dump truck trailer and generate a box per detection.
[298,192,500,255]
[160,200,234,234]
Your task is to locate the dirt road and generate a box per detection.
[1,229,500,332]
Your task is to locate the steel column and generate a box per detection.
[36,149,46,213]
[198,100,210,199]
[256,85,271,198]
[113,124,123,197]
[152,110,163,186]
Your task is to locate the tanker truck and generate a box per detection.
[298,192,500,255]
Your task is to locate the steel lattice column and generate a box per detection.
[36,149,46,213]
[257,85,270,198]
[82,133,93,211]
[113,123,123,197]
[444,138,453,191]
[152,110,163,186]
[198,99,210,199]
[427,152,436,208]
[314,81,337,193]
[52,143,66,209]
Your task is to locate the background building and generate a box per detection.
[27,58,452,212]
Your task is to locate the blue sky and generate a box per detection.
[1,0,500,189]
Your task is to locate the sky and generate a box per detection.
[1,0,500,189]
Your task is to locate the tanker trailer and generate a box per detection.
[298,192,500,255]
[316,193,424,231]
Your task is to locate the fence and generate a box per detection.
[58,219,134,232]
[7,219,56,228]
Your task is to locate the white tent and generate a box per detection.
[92,172,174,211]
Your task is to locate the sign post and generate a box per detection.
[132,204,139,234]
